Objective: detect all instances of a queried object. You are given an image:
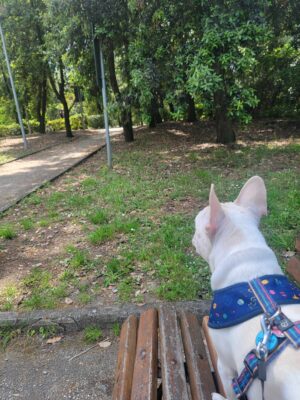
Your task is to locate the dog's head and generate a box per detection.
[192,176,268,266]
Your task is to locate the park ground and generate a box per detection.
[0,121,299,317]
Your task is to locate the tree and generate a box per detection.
[0,0,48,132]
[43,0,85,138]
[188,1,268,143]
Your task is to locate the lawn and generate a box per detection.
[0,121,299,312]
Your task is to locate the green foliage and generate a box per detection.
[0,224,16,239]
[70,114,86,130]
[22,268,69,310]
[47,118,65,132]
[112,322,121,337]
[87,115,104,129]
[188,3,267,124]
[20,218,34,231]
[0,123,24,137]
[88,210,109,225]
[0,325,21,349]
[83,326,102,343]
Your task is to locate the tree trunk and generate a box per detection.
[149,97,162,127]
[121,108,134,142]
[48,59,73,138]
[186,93,197,122]
[215,113,236,144]
[107,41,134,141]
[62,98,73,138]
[37,77,47,133]
[214,91,236,144]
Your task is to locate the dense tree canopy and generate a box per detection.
[0,0,299,143]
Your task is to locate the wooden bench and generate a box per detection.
[112,305,225,400]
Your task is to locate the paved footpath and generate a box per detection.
[0,332,118,400]
[0,128,122,213]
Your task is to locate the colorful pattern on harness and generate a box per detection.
[231,276,300,398]
[208,274,300,329]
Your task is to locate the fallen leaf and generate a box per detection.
[283,251,296,258]
[98,340,111,348]
[47,336,63,344]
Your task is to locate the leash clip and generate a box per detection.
[267,306,281,325]
[256,315,271,360]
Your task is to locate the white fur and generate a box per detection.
[192,176,300,400]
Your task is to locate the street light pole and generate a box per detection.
[0,19,28,149]
[92,25,112,169]
[99,42,112,169]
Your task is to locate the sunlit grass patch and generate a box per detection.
[0,285,19,311]
[21,268,69,310]
[88,218,140,244]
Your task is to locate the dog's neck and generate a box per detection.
[209,220,283,291]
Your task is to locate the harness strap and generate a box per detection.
[249,278,300,348]
[232,337,290,398]
[232,276,300,398]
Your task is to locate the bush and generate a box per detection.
[0,123,24,137]
[29,120,40,131]
[70,114,87,130]
[47,118,65,132]
[87,114,104,129]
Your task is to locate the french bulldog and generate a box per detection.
[192,176,300,400]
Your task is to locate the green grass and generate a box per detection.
[67,246,90,269]
[83,326,102,343]
[0,325,21,348]
[21,268,69,310]
[87,209,108,225]
[88,218,140,245]
[0,285,18,311]
[20,218,34,231]
[112,322,121,337]
[0,224,16,239]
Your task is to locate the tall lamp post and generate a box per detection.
[92,27,112,169]
[0,12,28,149]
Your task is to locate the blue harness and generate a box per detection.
[209,274,300,329]
[208,275,300,399]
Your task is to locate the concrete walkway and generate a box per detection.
[0,332,118,400]
[0,128,122,213]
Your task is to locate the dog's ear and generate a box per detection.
[206,184,225,237]
[234,176,267,218]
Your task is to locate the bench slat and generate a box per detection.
[131,308,158,400]
[202,316,226,397]
[112,314,138,400]
[159,306,189,400]
[180,311,216,400]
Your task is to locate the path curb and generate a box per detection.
[0,300,210,332]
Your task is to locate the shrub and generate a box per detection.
[70,114,87,130]
[29,120,40,131]
[47,118,65,132]
[87,115,104,129]
[0,123,24,137]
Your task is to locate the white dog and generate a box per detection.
[192,176,300,400]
